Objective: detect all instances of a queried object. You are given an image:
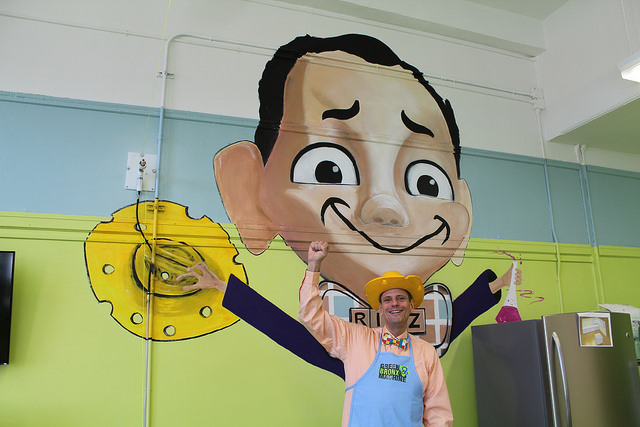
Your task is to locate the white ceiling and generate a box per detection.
[465,0,569,20]
[470,0,639,156]
[278,0,640,156]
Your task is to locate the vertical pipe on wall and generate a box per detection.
[574,145,596,247]
[575,145,605,304]
[145,32,184,427]
[534,106,564,312]
[155,34,211,199]
[154,32,181,200]
[621,0,635,56]
[145,31,184,427]
[154,33,273,200]
[147,32,275,427]
[142,200,161,427]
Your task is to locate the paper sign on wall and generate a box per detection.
[578,312,613,347]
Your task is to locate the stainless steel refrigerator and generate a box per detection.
[471,312,640,427]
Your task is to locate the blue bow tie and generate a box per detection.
[382,332,408,350]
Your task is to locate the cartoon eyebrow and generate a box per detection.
[401,110,434,137]
[322,100,360,121]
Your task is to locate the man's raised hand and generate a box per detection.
[307,241,329,272]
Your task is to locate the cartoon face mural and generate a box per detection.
[85,34,518,359]
[216,35,472,302]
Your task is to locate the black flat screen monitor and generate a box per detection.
[0,251,15,365]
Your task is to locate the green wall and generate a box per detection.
[1,212,639,426]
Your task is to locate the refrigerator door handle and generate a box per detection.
[551,332,572,427]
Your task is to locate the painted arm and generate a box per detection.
[224,273,345,379]
[450,269,499,342]
[178,262,345,379]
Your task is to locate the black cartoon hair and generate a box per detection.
[254,34,461,177]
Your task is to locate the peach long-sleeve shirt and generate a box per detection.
[298,270,453,427]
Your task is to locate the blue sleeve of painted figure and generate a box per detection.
[223,274,346,379]
[450,270,500,342]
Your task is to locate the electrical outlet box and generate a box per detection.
[125,152,157,192]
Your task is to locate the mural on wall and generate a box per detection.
[85,201,246,340]
[84,34,521,362]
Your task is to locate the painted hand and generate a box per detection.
[489,264,522,294]
[177,262,228,293]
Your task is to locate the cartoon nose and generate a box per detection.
[360,194,409,227]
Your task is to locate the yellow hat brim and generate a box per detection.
[365,271,424,310]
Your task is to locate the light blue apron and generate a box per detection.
[346,334,423,426]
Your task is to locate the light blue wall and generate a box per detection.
[0,92,254,221]
[2,91,639,247]
[461,151,556,243]
[586,167,640,247]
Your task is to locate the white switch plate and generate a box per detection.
[125,152,157,192]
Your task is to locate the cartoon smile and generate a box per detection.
[320,197,450,253]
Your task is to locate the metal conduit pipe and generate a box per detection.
[154,33,275,199]
[574,144,605,304]
[534,106,564,312]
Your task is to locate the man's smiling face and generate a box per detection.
[379,289,414,331]
[260,52,472,296]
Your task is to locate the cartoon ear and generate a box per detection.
[214,141,277,254]
[451,178,473,266]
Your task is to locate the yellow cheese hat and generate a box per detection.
[365,271,424,310]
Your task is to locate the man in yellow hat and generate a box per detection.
[299,241,453,427]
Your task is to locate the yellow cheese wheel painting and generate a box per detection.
[85,200,245,340]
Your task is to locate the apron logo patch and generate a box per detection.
[378,363,409,383]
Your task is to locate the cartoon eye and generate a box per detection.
[291,143,359,185]
[405,161,453,200]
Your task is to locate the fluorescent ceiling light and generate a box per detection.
[618,51,640,82]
